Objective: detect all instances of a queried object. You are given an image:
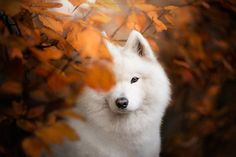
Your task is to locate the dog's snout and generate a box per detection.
[115,97,129,109]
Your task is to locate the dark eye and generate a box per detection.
[131,77,139,84]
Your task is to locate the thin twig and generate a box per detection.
[83,8,94,20]
[142,18,154,34]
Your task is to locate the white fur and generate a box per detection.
[50,31,171,157]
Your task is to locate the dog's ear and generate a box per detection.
[124,30,156,60]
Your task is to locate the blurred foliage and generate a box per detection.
[0,0,235,157]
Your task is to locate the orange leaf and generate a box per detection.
[27,106,45,118]
[89,12,111,24]
[31,46,63,62]
[127,11,146,31]
[84,62,115,91]
[148,11,167,32]
[39,15,63,34]
[35,122,79,144]
[134,3,157,12]
[164,5,179,11]
[68,0,87,6]
[0,81,22,95]
[96,0,121,11]
[22,137,46,157]
[47,72,68,92]
[67,27,103,59]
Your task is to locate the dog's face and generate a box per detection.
[105,31,162,114]
[76,31,170,132]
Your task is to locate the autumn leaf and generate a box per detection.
[134,3,157,12]
[67,27,103,59]
[22,137,47,157]
[39,15,63,34]
[27,106,45,118]
[35,122,79,144]
[0,81,22,95]
[59,110,85,121]
[96,0,121,11]
[127,0,145,7]
[127,11,146,31]
[164,5,179,11]
[147,11,167,32]
[47,72,68,92]
[68,0,87,6]
[31,46,63,62]
[17,119,37,132]
[84,62,115,91]
[89,12,111,24]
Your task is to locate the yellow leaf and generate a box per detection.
[134,3,157,12]
[39,15,63,34]
[164,5,179,11]
[96,0,120,11]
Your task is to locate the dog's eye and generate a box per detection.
[131,77,139,84]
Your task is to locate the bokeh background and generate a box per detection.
[0,0,235,157]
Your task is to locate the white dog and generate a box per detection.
[47,1,171,157]
[50,30,171,157]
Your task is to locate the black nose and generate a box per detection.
[115,97,129,109]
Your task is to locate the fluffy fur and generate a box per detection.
[50,31,171,157]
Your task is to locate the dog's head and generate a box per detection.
[104,31,170,114]
[76,30,170,132]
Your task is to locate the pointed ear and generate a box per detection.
[124,30,156,60]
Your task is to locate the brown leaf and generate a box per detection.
[17,119,37,131]
[27,106,45,118]
[22,137,47,157]
[0,81,22,95]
